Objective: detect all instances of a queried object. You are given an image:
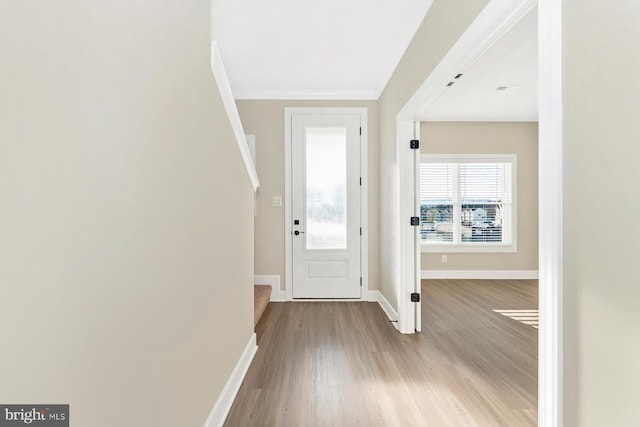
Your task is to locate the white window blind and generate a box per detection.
[460,163,504,202]
[420,163,453,203]
[420,163,454,243]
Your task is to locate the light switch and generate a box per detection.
[272,196,282,207]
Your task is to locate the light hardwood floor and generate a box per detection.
[224,279,538,426]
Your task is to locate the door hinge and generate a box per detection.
[359,127,362,135]
[410,139,420,149]
[360,277,363,287]
[411,293,420,303]
[360,227,362,236]
[410,216,420,226]
[359,177,362,186]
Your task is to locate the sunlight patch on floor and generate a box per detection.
[493,309,539,329]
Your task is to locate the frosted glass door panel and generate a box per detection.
[305,127,347,250]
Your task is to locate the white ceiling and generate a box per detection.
[418,8,538,122]
[212,2,538,120]
[211,0,434,100]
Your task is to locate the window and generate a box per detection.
[420,154,516,253]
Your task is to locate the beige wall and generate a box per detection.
[378,0,489,309]
[420,122,538,271]
[0,1,254,426]
[236,100,380,292]
[563,1,640,425]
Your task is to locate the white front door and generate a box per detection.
[291,113,361,298]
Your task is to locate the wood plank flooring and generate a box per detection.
[224,279,538,426]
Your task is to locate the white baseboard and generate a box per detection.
[366,290,379,302]
[270,289,286,302]
[254,275,286,302]
[369,290,399,331]
[203,333,257,427]
[421,270,539,280]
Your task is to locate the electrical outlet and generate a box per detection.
[441,255,448,263]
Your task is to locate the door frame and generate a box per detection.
[396,0,563,425]
[284,107,369,301]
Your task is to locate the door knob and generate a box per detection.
[294,230,305,235]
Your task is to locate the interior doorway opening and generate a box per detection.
[395,0,562,425]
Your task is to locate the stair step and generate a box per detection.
[254,285,271,327]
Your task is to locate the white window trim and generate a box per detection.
[420,154,517,254]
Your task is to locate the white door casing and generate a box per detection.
[284,108,368,301]
[290,113,361,298]
[396,1,562,425]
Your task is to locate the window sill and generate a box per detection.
[421,244,517,254]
